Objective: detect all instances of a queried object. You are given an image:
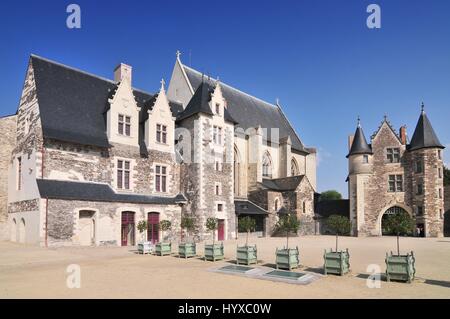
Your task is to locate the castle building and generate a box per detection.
[0,53,317,246]
[347,107,445,237]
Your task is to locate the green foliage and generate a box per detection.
[238,216,256,233]
[205,217,218,231]
[383,211,415,236]
[137,220,148,233]
[444,166,450,186]
[181,216,195,232]
[319,190,343,201]
[276,214,300,234]
[159,220,172,232]
[326,215,351,236]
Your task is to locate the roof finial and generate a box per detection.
[176,50,181,59]
[160,78,165,91]
[276,98,280,106]
[357,116,361,128]
[384,114,388,121]
[421,102,425,114]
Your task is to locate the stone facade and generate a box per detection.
[348,117,445,237]
[0,115,17,240]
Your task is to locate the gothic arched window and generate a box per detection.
[291,158,299,176]
[262,152,272,178]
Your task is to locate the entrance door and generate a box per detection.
[147,213,160,244]
[121,212,135,246]
[79,210,95,246]
[218,219,225,241]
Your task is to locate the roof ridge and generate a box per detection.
[182,64,278,109]
[30,54,154,97]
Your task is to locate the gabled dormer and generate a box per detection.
[210,81,226,119]
[106,63,141,147]
[144,79,175,153]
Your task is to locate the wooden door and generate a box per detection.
[218,219,225,241]
[121,212,135,246]
[147,213,160,244]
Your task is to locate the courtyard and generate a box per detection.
[0,235,449,299]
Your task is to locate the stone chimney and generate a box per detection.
[114,63,132,84]
[348,135,354,150]
[400,126,407,145]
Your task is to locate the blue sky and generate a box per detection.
[1,0,449,196]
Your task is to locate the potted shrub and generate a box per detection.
[323,215,351,276]
[155,220,172,256]
[275,214,300,270]
[137,220,152,255]
[383,210,416,283]
[236,216,257,265]
[204,217,224,262]
[179,215,196,258]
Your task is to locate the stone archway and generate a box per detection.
[11,218,17,242]
[375,203,413,236]
[79,210,96,246]
[444,210,450,237]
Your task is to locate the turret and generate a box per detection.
[347,118,373,175]
[408,103,445,237]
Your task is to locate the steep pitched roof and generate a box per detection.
[347,122,373,158]
[30,55,180,148]
[261,175,305,191]
[176,81,237,123]
[235,200,268,215]
[408,110,444,151]
[37,179,186,205]
[181,65,309,154]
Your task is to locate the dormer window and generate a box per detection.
[118,114,131,136]
[213,126,222,145]
[156,124,167,144]
[215,103,220,115]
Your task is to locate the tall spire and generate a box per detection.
[408,104,444,151]
[347,117,373,158]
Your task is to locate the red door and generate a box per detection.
[121,212,135,246]
[218,219,225,241]
[147,213,160,244]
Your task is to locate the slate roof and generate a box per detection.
[261,175,305,191]
[314,200,350,219]
[235,200,268,215]
[30,55,181,148]
[347,124,373,158]
[408,110,444,151]
[182,65,309,154]
[176,82,237,124]
[37,179,187,205]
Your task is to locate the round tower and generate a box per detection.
[408,104,445,237]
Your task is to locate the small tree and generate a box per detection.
[137,220,148,242]
[383,211,415,255]
[238,216,256,246]
[444,166,450,186]
[326,215,351,251]
[276,214,300,249]
[319,190,343,201]
[181,215,195,243]
[206,217,219,245]
[159,220,172,242]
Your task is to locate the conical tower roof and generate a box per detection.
[408,104,444,151]
[347,118,373,158]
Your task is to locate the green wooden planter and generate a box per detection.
[155,242,172,256]
[276,246,299,270]
[236,245,257,265]
[137,241,153,255]
[178,242,196,258]
[385,251,416,283]
[323,248,350,276]
[204,242,224,262]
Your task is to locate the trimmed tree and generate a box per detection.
[206,217,219,245]
[319,190,343,201]
[383,211,415,255]
[238,216,256,246]
[326,215,351,251]
[159,220,172,242]
[276,214,300,249]
[137,220,148,242]
[181,215,195,243]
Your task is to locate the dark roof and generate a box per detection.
[37,179,186,205]
[235,200,268,215]
[176,81,237,124]
[315,200,350,219]
[347,124,372,158]
[182,65,308,154]
[408,111,444,151]
[261,175,305,191]
[30,55,181,148]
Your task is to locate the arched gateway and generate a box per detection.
[381,206,410,236]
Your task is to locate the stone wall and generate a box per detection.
[0,115,17,240]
